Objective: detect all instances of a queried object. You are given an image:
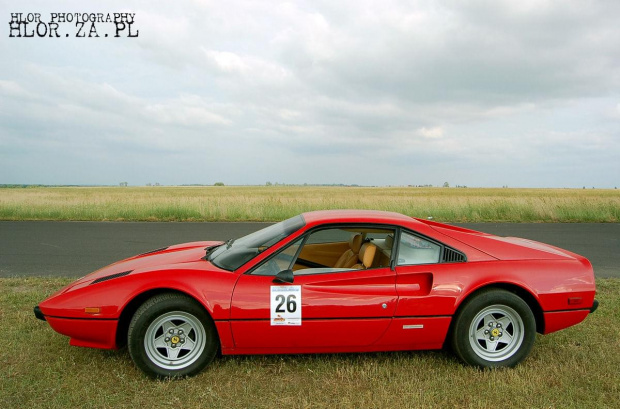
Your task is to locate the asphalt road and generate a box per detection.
[0,221,618,278]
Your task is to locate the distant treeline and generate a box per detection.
[0,184,108,188]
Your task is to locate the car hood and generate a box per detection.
[57,241,224,293]
[427,223,587,262]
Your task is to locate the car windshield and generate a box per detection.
[208,215,305,271]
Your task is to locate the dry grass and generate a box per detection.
[1,277,618,408]
[1,186,619,222]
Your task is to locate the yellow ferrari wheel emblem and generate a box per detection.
[491,328,500,337]
[171,336,180,344]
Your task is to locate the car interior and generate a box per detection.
[292,227,395,273]
[252,225,445,277]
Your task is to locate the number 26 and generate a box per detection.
[275,294,297,313]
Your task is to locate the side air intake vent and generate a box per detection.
[91,270,132,285]
[443,248,466,263]
[138,247,168,257]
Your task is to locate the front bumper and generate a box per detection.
[34,305,46,321]
[34,304,118,349]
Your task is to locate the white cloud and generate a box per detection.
[417,126,443,139]
[0,80,30,98]
[144,95,232,127]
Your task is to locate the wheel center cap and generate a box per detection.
[171,336,180,344]
[491,328,500,337]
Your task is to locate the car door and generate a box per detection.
[229,228,398,352]
[371,230,460,349]
[230,268,397,351]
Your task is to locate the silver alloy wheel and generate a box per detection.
[468,304,524,362]
[144,311,207,370]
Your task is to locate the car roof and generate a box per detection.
[300,209,418,227]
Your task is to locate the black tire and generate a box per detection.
[128,293,219,378]
[450,289,536,368]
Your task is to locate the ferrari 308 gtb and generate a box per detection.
[35,210,598,378]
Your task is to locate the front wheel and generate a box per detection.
[451,289,536,368]
[128,293,219,378]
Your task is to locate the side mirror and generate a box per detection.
[272,269,294,284]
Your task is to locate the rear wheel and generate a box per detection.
[451,289,536,368]
[128,293,218,378]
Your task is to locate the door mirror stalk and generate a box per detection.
[273,269,294,284]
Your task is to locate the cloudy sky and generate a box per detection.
[1,0,619,187]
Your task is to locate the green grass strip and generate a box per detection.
[1,186,619,222]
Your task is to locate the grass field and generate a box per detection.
[1,186,619,222]
[1,277,618,408]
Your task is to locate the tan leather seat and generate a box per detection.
[352,243,377,270]
[334,234,363,268]
[384,234,394,250]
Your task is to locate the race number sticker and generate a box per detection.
[270,286,301,326]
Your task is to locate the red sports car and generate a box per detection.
[35,210,598,378]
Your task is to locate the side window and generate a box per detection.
[304,228,351,244]
[252,238,303,276]
[296,226,396,273]
[397,231,441,265]
[252,226,397,276]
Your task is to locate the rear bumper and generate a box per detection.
[590,299,599,314]
[543,309,590,334]
[544,298,597,334]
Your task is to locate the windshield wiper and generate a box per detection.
[201,238,235,261]
[202,244,222,260]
